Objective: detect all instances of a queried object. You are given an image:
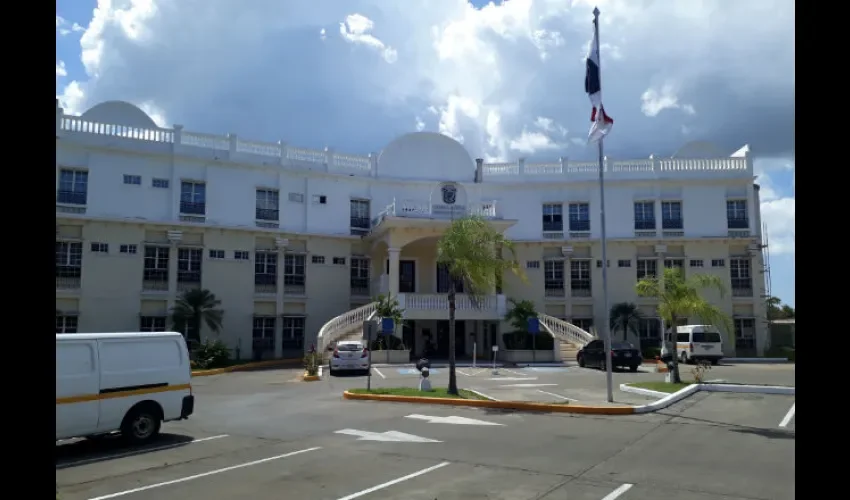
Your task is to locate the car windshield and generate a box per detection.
[612,342,635,350]
[338,343,363,351]
[693,331,722,343]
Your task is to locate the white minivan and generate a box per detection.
[662,325,724,365]
[56,332,195,444]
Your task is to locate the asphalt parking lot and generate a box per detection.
[57,364,795,500]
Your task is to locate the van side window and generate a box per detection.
[677,333,689,342]
[57,343,96,376]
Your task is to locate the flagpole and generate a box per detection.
[593,6,614,403]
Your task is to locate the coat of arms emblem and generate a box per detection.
[441,184,458,205]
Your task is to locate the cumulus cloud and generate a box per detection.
[56,60,67,77]
[56,15,85,36]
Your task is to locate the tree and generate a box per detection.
[437,215,524,395]
[766,295,795,320]
[609,302,642,342]
[779,304,795,318]
[170,289,224,343]
[635,267,732,383]
[504,299,538,349]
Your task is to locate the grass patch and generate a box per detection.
[348,387,490,400]
[628,381,694,393]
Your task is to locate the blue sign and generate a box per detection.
[381,317,395,333]
[527,317,540,334]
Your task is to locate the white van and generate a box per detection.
[56,332,194,444]
[662,325,724,365]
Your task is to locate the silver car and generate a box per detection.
[329,340,370,375]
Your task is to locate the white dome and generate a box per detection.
[80,101,159,129]
[377,132,475,181]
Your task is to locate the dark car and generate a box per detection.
[577,340,641,372]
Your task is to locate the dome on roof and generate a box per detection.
[672,141,724,159]
[377,132,475,181]
[80,101,159,129]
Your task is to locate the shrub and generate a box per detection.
[502,331,553,350]
[766,346,795,362]
[192,339,232,369]
[303,350,321,376]
[370,334,406,351]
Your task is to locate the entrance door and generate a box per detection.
[386,260,416,293]
[436,263,464,293]
[436,320,466,358]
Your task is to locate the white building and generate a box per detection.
[56,100,767,361]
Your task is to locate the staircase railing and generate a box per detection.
[317,302,378,353]
[538,314,596,348]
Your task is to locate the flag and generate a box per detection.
[585,22,614,143]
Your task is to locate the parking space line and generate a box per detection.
[86,446,322,500]
[601,483,634,500]
[335,461,451,500]
[778,402,795,428]
[468,389,499,401]
[537,390,578,402]
[456,369,472,376]
[501,368,526,376]
[57,434,230,469]
[372,367,387,379]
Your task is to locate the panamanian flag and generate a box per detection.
[585,24,614,143]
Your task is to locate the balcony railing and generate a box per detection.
[571,280,592,297]
[177,271,201,292]
[350,216,370,229]
[398,293,506,319]
[662,218,683,230]
[56,276,81,290]
[634,219,655,230]
[57,190,87,205]
[732,281,753,297]
[180,201,206,215]
[256,208,279,221]
[284,275,306,295]
[569,220,590,232]
[254,273,277,294]
[544,281,565,297]
[372,198,499,225]
[727,217,749,229]
[542,220,563,232]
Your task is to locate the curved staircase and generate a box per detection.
[538,314,596,364]
[316,302,377,361]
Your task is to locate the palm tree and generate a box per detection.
[609,302,642,342]
[170,289,224,343]
[437,215,524,395]
[635,267,732,383]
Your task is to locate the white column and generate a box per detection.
[388,247,401,298]
[166,231,183,312]
[274,238,289,358]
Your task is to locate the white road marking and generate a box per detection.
[335,429,441,442]
[85,446,321,500]
[537,390,578,402]
[405,414,504,426]
[456,369,472,376]
[335,461,451,500]
[486,377,537,381]
[372,367,386,379]
[57,434,229,469]
[778,402,795,428]
[501,368,526,376]
[467,389,499,401]
[601,483,634,500]
[500,383,558,388]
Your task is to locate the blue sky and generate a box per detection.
[56,0,794,307]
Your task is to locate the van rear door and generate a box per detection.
[691,328,723,357]
[56,339,100,440]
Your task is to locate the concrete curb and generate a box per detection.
[722,358,790,364]
[624,382,795,414]
[191,359,300,377]
[302,372,320,382]
[619,384,670,399]
[342,390,635,415]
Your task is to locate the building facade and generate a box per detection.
[56,100,768,359]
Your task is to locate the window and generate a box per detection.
[596,260,609,268]
[180,181,206,215]
[178,248,202,283]
[56,241,83,278]
[634,201,655,230]
[664,258,685,271]
[56,315,79,334]
[689,259,704,268]
[284,254,306,292]
[143,246,169,282]
[350,200,371,233]
[661,201,683,229]
[120,244,137,254]
[572,318,593,332]
[568,203,590,231]
[734,318,756,349]
[252,317,275,352]
[543,261,565,297]
[618,259,631,268]
[312,194,327,204]
[350,257,370,295]
[638,318,661,348]
[288,192,304,203]
[726,200,749,229]
[436,262,464,293]
[123,174,141,185]
[209,249,225,259]
[542,203,563,232]
[636,259,657,280]
[282,316,306,349]
[256,189,280,221]
[57,169,88,205]
[254,251,277,286]
[140,316,167,332]
[570,260,591,296]
[333,257,346,265]
[711,259,726,268]
[152,178,169,188]
[730,258,752,296]
[311,255,325,264]
[90,242,108,253]
[526,260,540,269]
[234,250,250,260]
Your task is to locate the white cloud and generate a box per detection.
[56,15,85,36]
[56,61,67,77]
[339,14,397,64]
[641,84,695,117]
